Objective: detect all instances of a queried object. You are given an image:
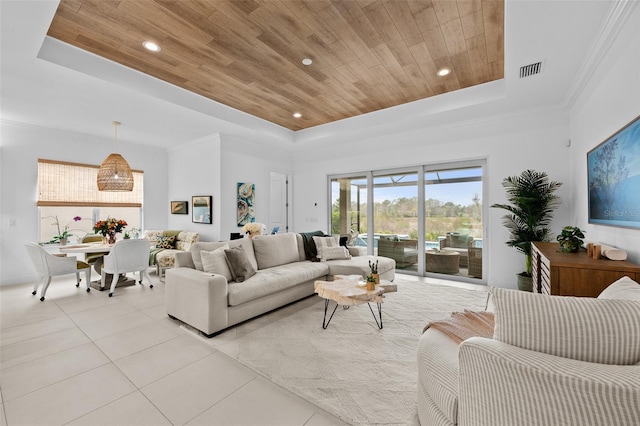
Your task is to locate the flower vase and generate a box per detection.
[366,281,376,291]
[372,273,380,284]
[59,237,67,247]
[108,233,117,245]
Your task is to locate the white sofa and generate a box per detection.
[165,232,395,337]
[417,276,640,426]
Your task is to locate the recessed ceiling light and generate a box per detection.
[437,68,451,77]
[293,112,302,118]
[142,41,161,52]
[301,58,313,66]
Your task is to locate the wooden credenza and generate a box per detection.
[531,242,640,297]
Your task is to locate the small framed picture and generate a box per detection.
[171,201,188,215]
[192,196,212,224]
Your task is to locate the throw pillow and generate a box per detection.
[200,245,232,281]
[313,236,339,261]
[224,246,256,282]
[320,246,352,261]
[156,235,176,249]
[597,276,640,301]
[339,236,349,247]
[491,287,640,365]
[300,230,326,260]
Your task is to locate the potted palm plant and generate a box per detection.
[491,170,562,291]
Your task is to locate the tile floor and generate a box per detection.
[0,271,351,426]
[0,270,485,426]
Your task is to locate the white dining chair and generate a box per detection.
[101,239,152,297]
[24,242,91,301]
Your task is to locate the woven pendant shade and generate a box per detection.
[97,153,133,191]
[98,121,133,192]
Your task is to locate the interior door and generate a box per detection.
[269,171,289,234]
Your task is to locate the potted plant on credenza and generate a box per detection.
[557,226,586,253]
[491,170,562,291]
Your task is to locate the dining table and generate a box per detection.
[58,242,132,286]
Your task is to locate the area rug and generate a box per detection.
[182,279,489,426]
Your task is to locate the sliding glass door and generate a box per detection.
[330,175,368,246]
[329,161,485,282]
[424,166,483,279]
[373,171,419,271]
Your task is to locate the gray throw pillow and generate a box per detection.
[224,246,256,282]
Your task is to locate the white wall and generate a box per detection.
[167,135,222,241]
[220,135,292,240]
[0,121,168,285]
[292,109,573,289]
[166,133,292,243]
[569,5,640,264]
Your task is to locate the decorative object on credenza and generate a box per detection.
[588,114,640,229]
[171,201,188,215]
[588,242,628,261]
[97,121,133,191]
[242,222,265,239]
[192,196,212,224]
[556,226,585,253]
[93,217,127,244]
[237,182,255,226]
[491,170,562,291]
[600,243,628,260]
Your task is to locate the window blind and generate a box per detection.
[37,159,143,207]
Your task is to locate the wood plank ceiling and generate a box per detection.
[47,0,504,131]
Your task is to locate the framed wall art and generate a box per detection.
[588,114,640,229]
[171,201,188,215]
[192,196,212,224]
[237,182,255,226]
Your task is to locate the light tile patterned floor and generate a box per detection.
[0,272,348,426]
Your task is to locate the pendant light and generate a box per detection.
[97,121,133,191]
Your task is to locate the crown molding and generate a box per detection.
[564,0,638,109]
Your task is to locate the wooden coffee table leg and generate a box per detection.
[322,299,339,329]
[368,303,383,329]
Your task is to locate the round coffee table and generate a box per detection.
[426,250,460,274]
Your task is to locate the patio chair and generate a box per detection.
[24,242,91,301]
[439,233,474,267]
[468,247,482,278]
[378,239,418,268]
[101,239,152,297]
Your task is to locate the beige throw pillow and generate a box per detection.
[320,246,352,261]
[312,236,339,261]
[598,276,640,301]
[200,245,232,281]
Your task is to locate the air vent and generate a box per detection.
[519,61,544,78]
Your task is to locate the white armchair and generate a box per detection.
[24,242,91,301]
[101,239,152,297]
[418,278,640,426]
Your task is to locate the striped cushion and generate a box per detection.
[491,287,640,365]
[312,236,339,261]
